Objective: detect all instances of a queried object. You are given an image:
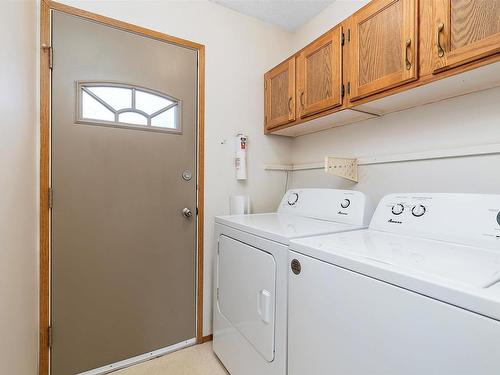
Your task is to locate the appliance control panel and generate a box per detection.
[278,189,373,227]
[370,193,500,251]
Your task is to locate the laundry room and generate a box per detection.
[2,0,500,374]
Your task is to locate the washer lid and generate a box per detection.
[216,213,364,245]
[290,230,500,320]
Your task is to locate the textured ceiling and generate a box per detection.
[211,0,336,31]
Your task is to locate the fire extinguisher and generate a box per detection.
[235,134,247,180]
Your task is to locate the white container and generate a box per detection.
[230,195,250,215]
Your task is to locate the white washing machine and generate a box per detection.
[288,193,500,375]
[212,189,373,375]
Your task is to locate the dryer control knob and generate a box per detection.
[287,192,299,206]
[496,211,500,226]
[392,204,404,215]
[340,199,351,209]
[412,205,426,217]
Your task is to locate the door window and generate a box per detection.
[76,82,181,132]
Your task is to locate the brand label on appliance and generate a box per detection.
[291,259,301,275]
[388,219,403,224]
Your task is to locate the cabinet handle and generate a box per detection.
[288,97,293,113]
[405,38,412,70]
[300,92,305,109]
[436,22,445,58]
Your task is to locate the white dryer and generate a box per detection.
[288,193,500,375]
[213,189,372,375]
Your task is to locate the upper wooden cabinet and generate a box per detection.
[264,58,296,130]
[433,0,500,72]
[264,0,500,136]
[348,0,418,101]
[296,27,343,118]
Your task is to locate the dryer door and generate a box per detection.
[217,235,276,362]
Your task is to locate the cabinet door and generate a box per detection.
[348,0,418,101]
[433,0,500,72]
[264,59,296,130]
[297,28,343,118]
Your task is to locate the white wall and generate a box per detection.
[0,1,38,374]
[289,87,500,202]
[59,0,294,336]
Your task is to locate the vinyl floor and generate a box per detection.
[112,342,229,375]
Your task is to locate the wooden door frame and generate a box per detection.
[39,2,206,374]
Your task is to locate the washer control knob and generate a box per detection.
[287,192,299,206]
[341,199,351,209]
[391,204,404,215]
[496,211,500,226]
[412,205,426,217]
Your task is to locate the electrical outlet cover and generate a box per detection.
[324,156,358,182]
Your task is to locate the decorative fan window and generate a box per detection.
[76,82,181,133]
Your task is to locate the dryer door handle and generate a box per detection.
[257,289,272,324]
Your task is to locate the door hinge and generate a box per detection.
[42,44,53,69]
[341,84,345,98]
[347,29,351,42]
[341,32,345,46]
[347,82,351,95]
[48,188,53,209]
[216,287,220,300]
[48,326,53,349]
[196,207,199,215]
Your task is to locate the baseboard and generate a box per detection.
[200,334,213,343]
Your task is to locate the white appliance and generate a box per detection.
[213,189,372,375]
[288,193,500,375]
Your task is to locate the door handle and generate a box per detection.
[300,92,305,109]
[405,38,412,70]
[182,208,193,218]
[436,22,445,58]
[257,289,272,324]
[288,97,293,113]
